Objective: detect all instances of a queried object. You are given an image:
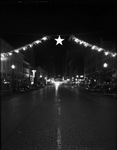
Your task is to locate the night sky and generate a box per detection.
[1,0,117,75]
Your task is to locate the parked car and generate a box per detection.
[39,83,45,88]
[102,84,116,94]
[17,84,31,92]
[107,84,117,94]
[30,84,39,90]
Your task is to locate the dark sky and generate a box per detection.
[1,0,117,75]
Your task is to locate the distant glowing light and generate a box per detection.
[74,38,79,43]
[98,48,103,52]
[8,52,12,56]
[103,63,108,68]
[29,44,33,48]
[104,51,109,56]
[40,75,42,78]
[79,41,83,44]
[47,79,50,82]
[80,75,84,78]
[42,37,48,41]
[55,81,60,87]
[1,57,7,61]
[55,81,60,92]
[15,49,19,53]
[3,79,9,84]
[23,47,26,50]
[31,82,34,85]
[84,42,89,47]
[35,40,41,44]
[112,53,117,57]
[11,64,16,69]
[1,53,5,57]
[91,46,96,50]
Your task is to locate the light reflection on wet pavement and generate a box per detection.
[1,84,117,150]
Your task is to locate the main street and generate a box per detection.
[1,84,116,150]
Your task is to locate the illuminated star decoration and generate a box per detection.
[55,35,64,45]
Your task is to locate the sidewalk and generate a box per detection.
[1,86,46,98]
[102,93,117,98]
[0,90,12,97]
[78,86,117,99]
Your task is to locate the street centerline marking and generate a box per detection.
[57,127,62,149]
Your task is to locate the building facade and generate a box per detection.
[0,38,32,80]
[65,49,84,80]
[84,39,117,83]
[34,66,48,85]
[0,38,33,92]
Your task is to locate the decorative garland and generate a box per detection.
[71,35,117,57]
[1,36,48,58]
[0,35,117,58]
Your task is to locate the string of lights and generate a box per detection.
[71,35,117,58]
[0,35,117,58]
[1,36,48,58]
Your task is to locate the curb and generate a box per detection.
[79,89,117,99]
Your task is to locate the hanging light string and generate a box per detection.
[71,35,117,57]
[0,36,49,58]
[0,35,117,58]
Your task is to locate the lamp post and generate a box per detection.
[11,64,16,92]
[103,63,108,68]
[102,63,110,82]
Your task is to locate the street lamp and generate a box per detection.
[103,63,108,68]
[11,64,16,92]
[11,64,16,69]
[40,75,42,78]
[80,75,84,78]
[102,63,109,82]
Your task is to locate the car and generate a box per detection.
[39,83,45,88]
[102,84,113,94]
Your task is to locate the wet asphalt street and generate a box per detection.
[1,84,117,150]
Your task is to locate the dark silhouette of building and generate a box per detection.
[84,39,117,82]
[65,48,84,79]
